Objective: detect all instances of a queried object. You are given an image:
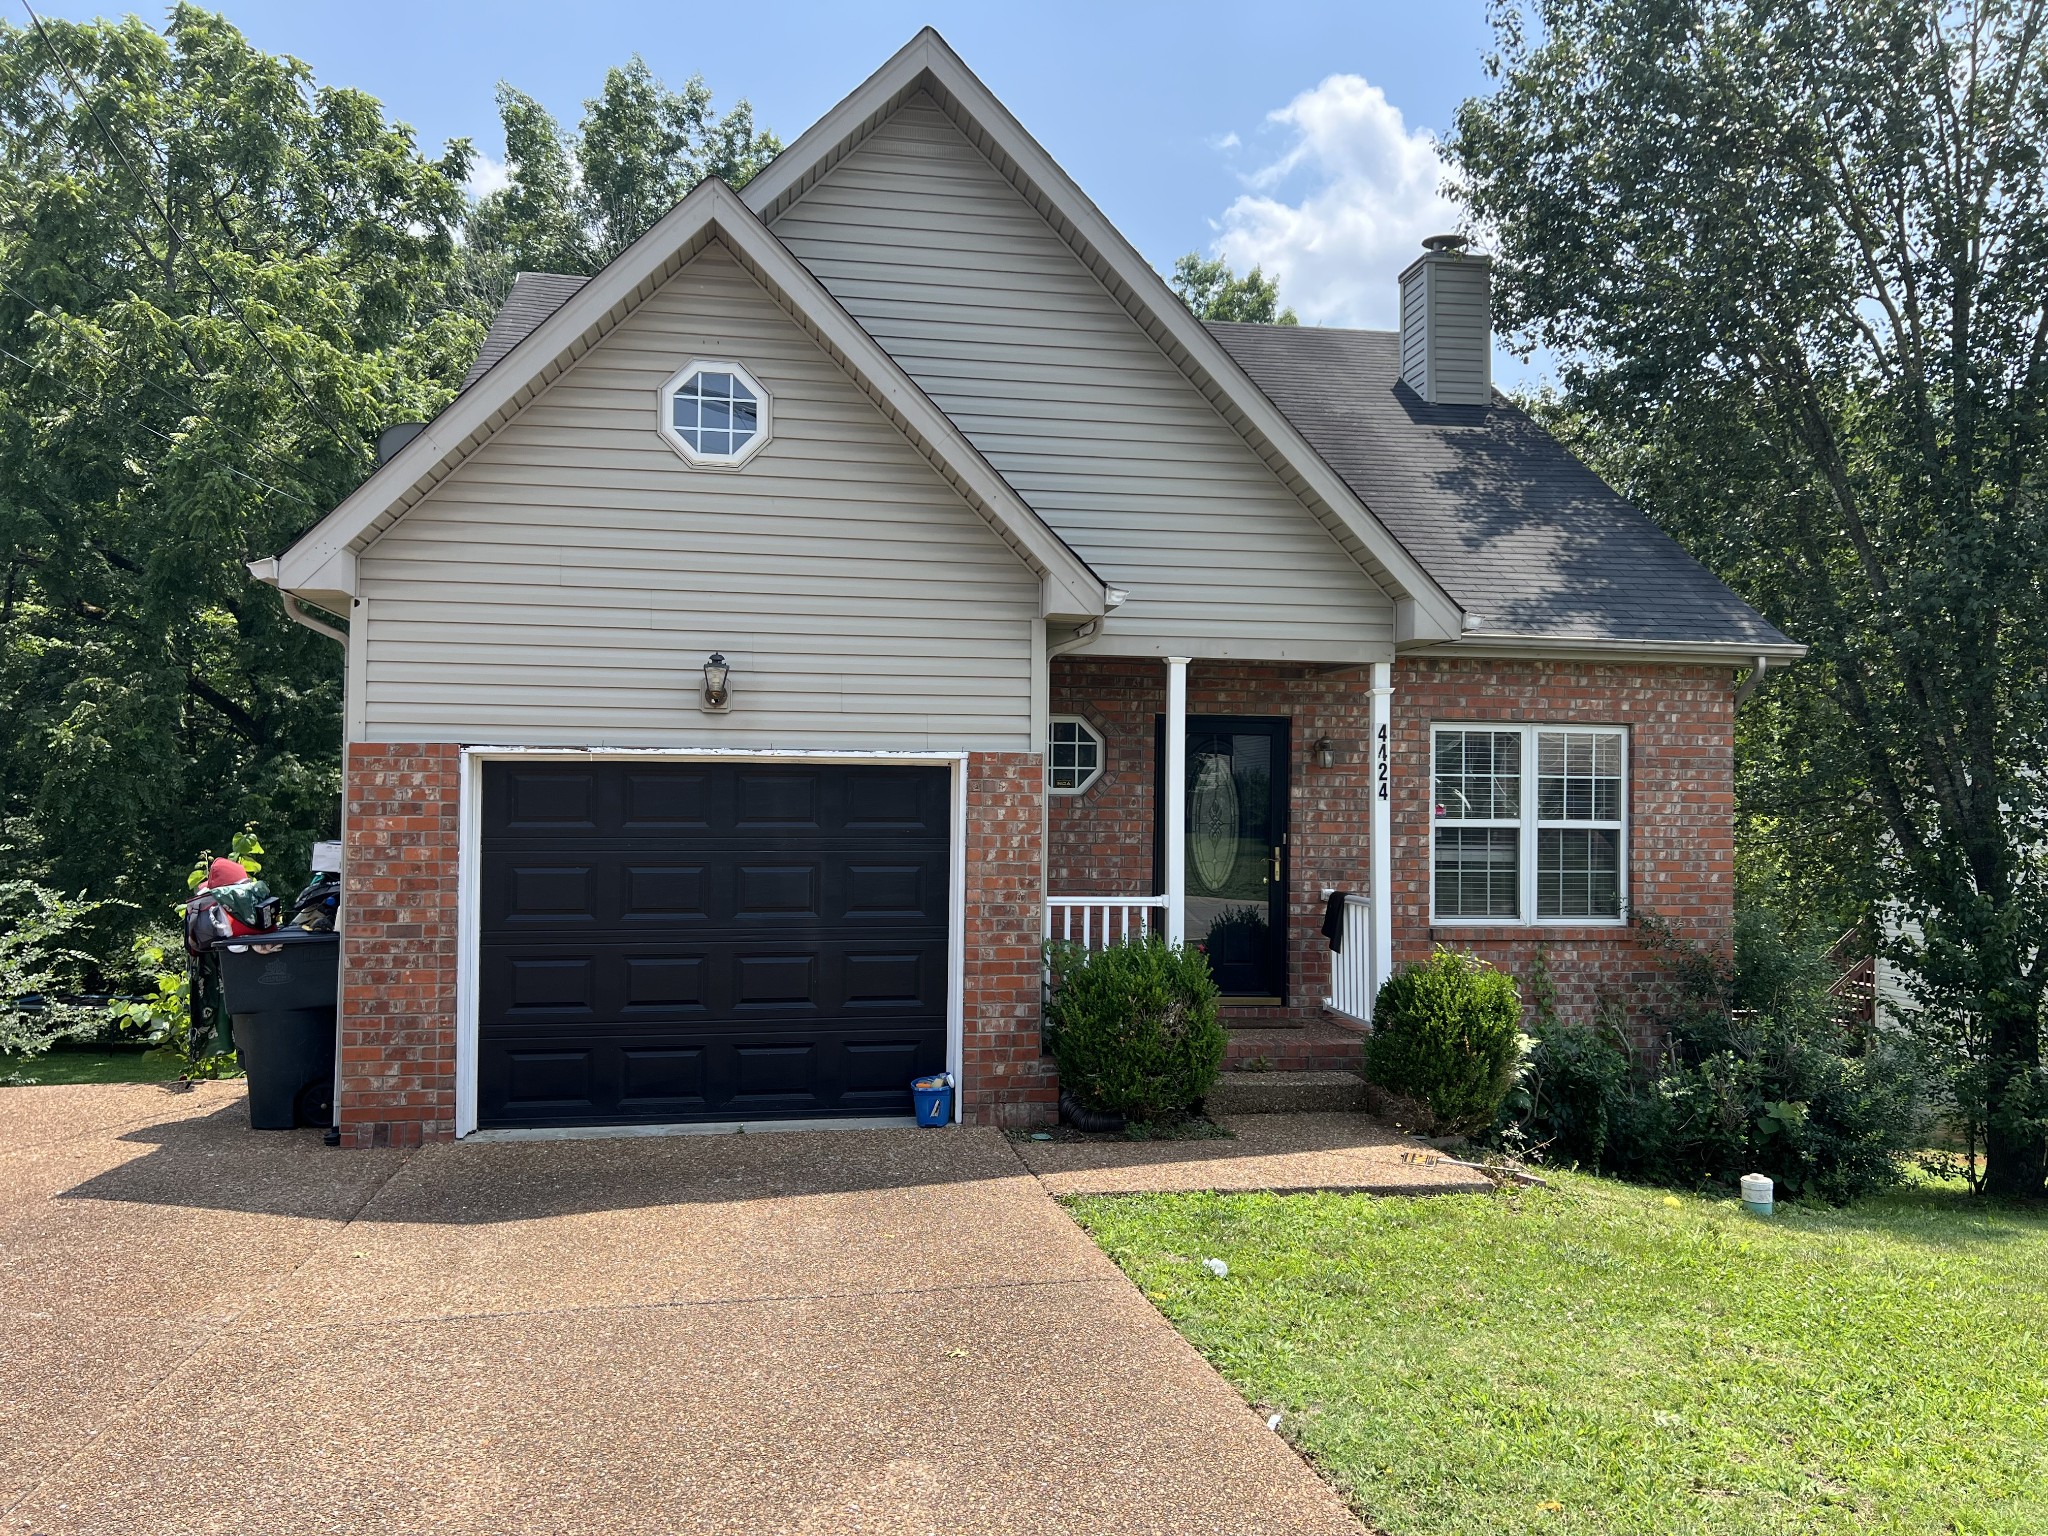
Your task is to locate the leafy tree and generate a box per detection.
[1168,253,1298,324]
[461,57,779,311]
[1453,0,2048,1196]
[0,6,479,920]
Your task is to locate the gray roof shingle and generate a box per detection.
[459,272,590,390]
[1208,321,1795,652]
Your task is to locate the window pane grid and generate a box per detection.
[1434,729,1522,820]
[1537,828,1622,919]
[1046,719,1103,793]
[668,366,762,460]
[1434,828,1520,918]
[1433,724,1626,924]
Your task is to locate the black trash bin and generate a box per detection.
[217,929,339,1130]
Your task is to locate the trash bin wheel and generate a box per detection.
[293,1076,334,1129]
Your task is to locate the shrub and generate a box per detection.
[1494,911,1922,1202]
[1046,936,1224,1122]
[0,880,112,1061]
[1363,949,1523,1135]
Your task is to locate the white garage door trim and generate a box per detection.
[452,746,970,1139]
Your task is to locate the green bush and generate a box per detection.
[1494,912,1922,1203]
[1046,936,1224,1122]
[0,880,113,1061]
[1364,949,1523,1135]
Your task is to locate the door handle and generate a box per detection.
[1270,847,1282,885]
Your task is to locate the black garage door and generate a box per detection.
[478,759,951,1128]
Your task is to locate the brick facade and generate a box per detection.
[961,752,1057,1127]
[1049,658,1384,1036]
[339,743,461,1148]
[334,746,1056,1142]
[334,660,1731,1143]
[1392,657,1735,1034]
[1051,654,1736,1041]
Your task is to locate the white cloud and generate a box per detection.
[1212,75,1458,329]
[466,152,514,201]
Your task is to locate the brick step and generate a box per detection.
[1205,1070,1368,1116]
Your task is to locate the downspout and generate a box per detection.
[282,593,348,647]
[1733,655,1771,709]
[1045,587,1126,661]
[247,554,349,1142]
[246,557,347,648]
[1040,591,1126,953]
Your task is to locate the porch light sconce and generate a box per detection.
[702,652,731,712]
[1313,735,1338,770]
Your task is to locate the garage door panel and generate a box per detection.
[620,768,716,830]
[478,760,952,1128]
[618,1046,708,1109]
[483,847,946,930]
[499,1048,598,1115]
[621,955,708,1012]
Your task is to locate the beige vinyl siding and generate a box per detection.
[357,240,1039,749]
[771,94,1395,661]
[1399,258,1492,407]
[1399,272,1430,397]
[1423,261,1492,405]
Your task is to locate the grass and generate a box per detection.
[1069,1174,2048,1536]
[0,1047,186,1085]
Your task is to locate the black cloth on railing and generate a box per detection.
[1322,890,1351,952]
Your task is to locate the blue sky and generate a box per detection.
[39,1,1513,342]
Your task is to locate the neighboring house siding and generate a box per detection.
[770,93,1396,662]
[356,242,1040,751]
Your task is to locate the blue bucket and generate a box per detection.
[911,1073,954,1127]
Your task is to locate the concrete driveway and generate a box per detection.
[0,1082,1370,1535]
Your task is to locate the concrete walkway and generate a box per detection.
[0,1084,1468,1534]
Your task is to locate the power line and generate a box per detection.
[17,2,372,471]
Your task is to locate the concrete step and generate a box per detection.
[1205,1070,1367,1116]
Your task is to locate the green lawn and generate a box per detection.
[1070,1175,2048,1536]
[0,1048,186,1085]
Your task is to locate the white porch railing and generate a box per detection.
[1045,895,1167,949]
[1323,892,1376,1024]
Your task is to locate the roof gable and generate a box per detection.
[265,177,1105,623]
[740,28,1464,646]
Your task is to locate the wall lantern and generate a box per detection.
[702,652,731,710]
[1313,735,1338,770]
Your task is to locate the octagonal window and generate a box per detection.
[659,360,771,467]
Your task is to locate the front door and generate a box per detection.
[1156,716,1290,1001]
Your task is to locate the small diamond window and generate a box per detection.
[658,360,771,467]
[1047,717,1105,794]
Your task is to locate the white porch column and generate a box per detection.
[1164,656,1190,946]
[1369,661,1394,1014]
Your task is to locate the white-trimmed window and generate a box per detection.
[658,360,770,467]
[1046,716,1105,794]
[1431,724,1627,923]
